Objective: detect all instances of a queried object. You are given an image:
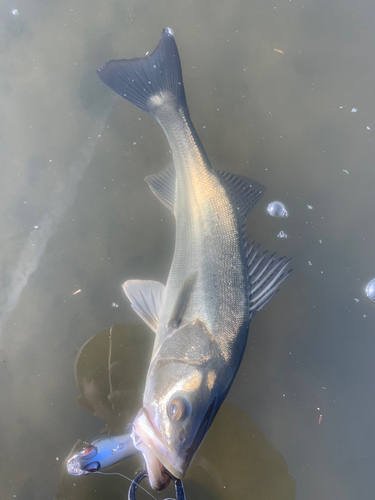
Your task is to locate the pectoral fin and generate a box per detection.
[168,272,197,330]
[122,280,165,332]
[145,165,176,213]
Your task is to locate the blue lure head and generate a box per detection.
[67,433,137,475]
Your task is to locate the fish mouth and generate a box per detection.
[132,399,217,490]
[132,407,183,489]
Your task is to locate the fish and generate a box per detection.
[97,28,292,491]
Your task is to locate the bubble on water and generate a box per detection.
[11,8,19,15]
[365,278,375,302]
[351,108,357,113]
[111,302,119,308]
[277,230,288,239]
[267,201,288,218]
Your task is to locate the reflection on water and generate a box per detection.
[0,117,108,337]
[267,201,289,218]
[57,324,296,500]
[365,278,375,302]
[74,324,152,432]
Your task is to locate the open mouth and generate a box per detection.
[132,407,175,490]
[132,399,217,490]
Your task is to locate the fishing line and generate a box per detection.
[107,326,115,411]
[93,471,157,500]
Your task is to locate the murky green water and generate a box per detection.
[1,1,375,499]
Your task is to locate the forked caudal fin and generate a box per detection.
[96,28,187,115]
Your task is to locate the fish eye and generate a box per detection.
[81,445,97,459]
[168,397,188,421]
[82,445,95,456]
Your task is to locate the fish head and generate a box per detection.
[132,320,221,490]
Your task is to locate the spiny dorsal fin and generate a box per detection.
[215,170,266,222]
[244,240,292,316]
[122,280,165,332]
[168,272,197,330]
[145,165,176,212]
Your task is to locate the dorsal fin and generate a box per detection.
[244,241,292,316]
[215,170,266,222]
[122,280,165,332]
[145,165,176,212]
[168,272,197,330]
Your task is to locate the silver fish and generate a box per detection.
[97,28,291,491]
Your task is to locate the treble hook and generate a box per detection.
[128,470,186,500]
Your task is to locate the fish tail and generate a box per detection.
[96,28,187,116]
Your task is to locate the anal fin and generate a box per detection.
[145,165,176,212]
[122,280,165,332]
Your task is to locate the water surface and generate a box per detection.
[1,1,375,498]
